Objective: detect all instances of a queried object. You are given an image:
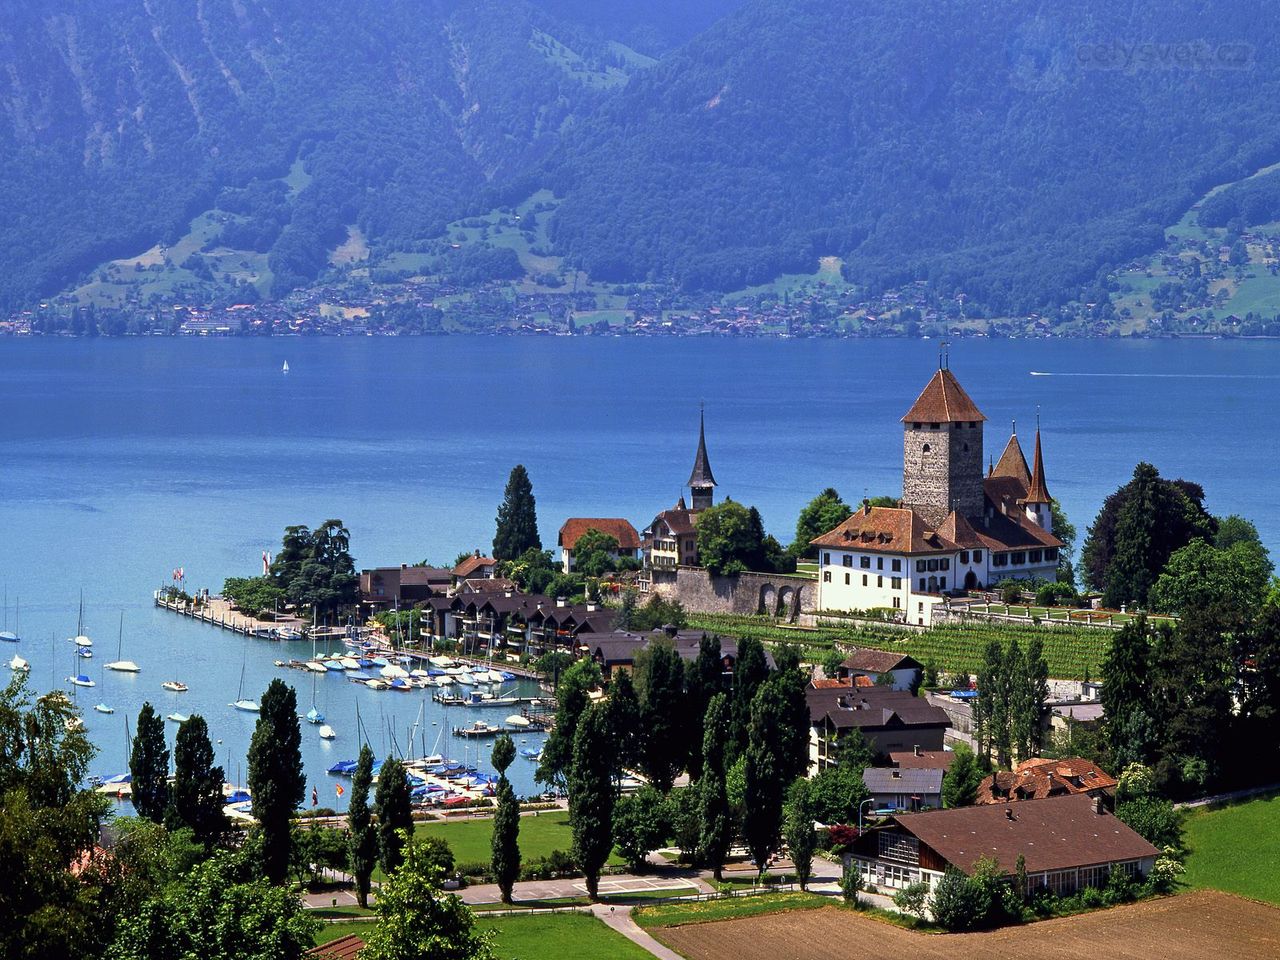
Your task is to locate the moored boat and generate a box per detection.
[161,680,188,692]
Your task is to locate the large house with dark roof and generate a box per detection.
[807,685,951,772]
[813,363,1063,625]
[844,794,1159,895]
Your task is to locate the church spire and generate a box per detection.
[1025,423,1051,504]
[687,404,716,510]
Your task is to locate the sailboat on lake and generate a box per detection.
[71,590,93,648]
[105,612,140,673]
[305,670,325,725]
[94,654,113,713]
[0,592,20,643]
[230,655,260,712]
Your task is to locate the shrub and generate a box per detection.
[930,868,984,931]
[840,861,863,906]
[892,881,930,919]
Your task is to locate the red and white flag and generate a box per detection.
[262,551,270,575]
[335,784,345,798]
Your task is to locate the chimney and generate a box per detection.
[586,602,597,612]
[1005,808,1016,821]
[401,563,408,570]
[1092,796,1105,815]
[505,591,513,598]
[913,745,922,757]
[556,597,567,607]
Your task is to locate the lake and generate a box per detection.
[0,335,1275,805]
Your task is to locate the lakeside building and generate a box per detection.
[806,685,951,772]
[358,564,451,615]
[844,794,1158,894]
[813,361,1063,625]
[640,408,718,590]
[558,518,641,573]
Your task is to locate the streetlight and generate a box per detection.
[858,797,876,834]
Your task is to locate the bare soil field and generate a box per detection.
[656,891,1280,960]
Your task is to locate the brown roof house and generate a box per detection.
[976,757,1118,805]
[807,685,950,773]
[839,648,923,692]
[641,408,718,584]
[845,794,1159,896]
[558,518,641,573]
[812,362,1064,626]
[359,564,451,614]
[452,552,497,581]
[890,747,956,774]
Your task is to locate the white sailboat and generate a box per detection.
[71,591,92,647]
[317,724,336,740]
[230,657,260,712]
[9,653,29,672]
[93,655,112,714]
[305,670,325,724]
[282,360,290,374]
[105,612,140,673]
[0,592,19,643]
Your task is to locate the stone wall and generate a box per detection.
[651,565,818,621]
[902,422,984,526]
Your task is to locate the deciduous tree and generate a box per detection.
[783,778,817,890]
[698,693,732,880]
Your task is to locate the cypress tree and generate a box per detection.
[973,641,1001,766]
[129,701,170,823]
[783,778,817,890]
[374,758,414,876]
[729,636,769,763]
[247,678,305,885]
[640,639,686,791]
[698,693,732,881]
[536,658,601,789]
[941,744,981,808]
[568,704,615,900]
[605,669,642,775]
[743,677,788,882]
[170,714,227,848]
[490,734,520,904]
[1023,634,1049,758]
[347,744,377,908]
[686,634,723,779]
[1001,639,1025,767]
[492,464,541,561]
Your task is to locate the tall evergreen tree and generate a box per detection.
[568,704,614,901]
[1101,616,1156,769]
[790,488,853,559]
[347,744,377,908]
[492,464,541,561]
[698,693,732,881]
[1001,639,1026,767]
[941,744,981,808]
[729,636,769,762]
[536,658,601,788]
[129,702,169,823]
[639,639,686,791]
[685,634,723,779]
[1022,634,1049,758]
[247,679,305,885]
[169,714,227,848]
[774,655,812,782]
[742,677,788,881]
[490,734,520,904]
[783,777,817,890]
[604,669,642,775]
[973,641,1000,766]
[375,758,414,876]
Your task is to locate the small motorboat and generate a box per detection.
[68,673,96,688]
[0,631,19,643]
[305,660,327,673]
[162,680,189,692]
[505,714,532,728]
[77,648,93,659]
[166,712,190,724]
[94,703,114,714]
[318,724,336,740]
[9,654,29,672]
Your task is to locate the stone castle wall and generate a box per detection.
[650,566,818,621]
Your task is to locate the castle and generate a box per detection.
[813,361,1062,625]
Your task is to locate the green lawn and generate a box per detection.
[633,891,833,928]
[480,912,654,960]
[1182,793,1280,905]
[314,919,375,946]
[415,812,575,864]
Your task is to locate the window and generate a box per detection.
[891,577,902,589]
[824,553,831,565]
[922,443,931,452]
[973,550,983,562]
[843,555,853,568]
[919,579,926,591]
[1079,864,1110,889]
[845,573,850,585]
[912,422,922,430]
[1029,549,1042,563]
[926,559,939,572]
[892,558,902,572]
[1012,551,1026,565]
[877,576,883,587]
[916,560,926,572]
[959,551,969,564]
[940,558,950,571]
[862,575,868,586]
[992,553,1008,567]
[860,556,871,569]
[892,596,900,608]
[940,577,947,589]
[878,832,920,865]
[930,422,940,430]
[876,556,884,570]
[1045,547,1058,561]
[823,571,831,582]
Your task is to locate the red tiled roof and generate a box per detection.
[976,758,1116,804]
[307,933,366,959]
[901,369,986,423]
[647,507,699,537]
[559,518,641,551]
[991,433,1031,487]
[811,505,955,553]
[890,750,956,772]
[452,555,495,578]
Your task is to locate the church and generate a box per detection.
[813,363,1062,625]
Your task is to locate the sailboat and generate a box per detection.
[93,655,112,713]
[68,652,95,688]
[317,724,336,740]
[282,360,290,374]
[71,590,92,648]
[105,612,140,673]
[305,670,325,724]
[230,656,260,712]
[0,592,19,643]
[9,653,28,672]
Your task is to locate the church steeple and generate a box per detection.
[1023,416,1053,532]
[687,405,716,511]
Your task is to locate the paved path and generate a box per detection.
[590,904,685,960]
[459,871,710,905]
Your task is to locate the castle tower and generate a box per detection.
[900,361,986,527]
[1023,424,1053,532]
[687,406,717,511]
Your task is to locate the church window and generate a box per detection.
[922,443,931,452]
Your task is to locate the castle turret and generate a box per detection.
[1023,427,1052,532]
[901,363,985,527]
[687,407,717,511]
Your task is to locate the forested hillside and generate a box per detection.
[545,0,1280,312]
[5,0,1280,319]
[0,0,638,308]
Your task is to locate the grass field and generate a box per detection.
[634,891,834,928]
[1183,793,1280,905]
[414,812,575,863]
[315,919,374,945]
[480,912,654,960]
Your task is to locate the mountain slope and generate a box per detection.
[0,0,642,307]
[544,0,1280,311]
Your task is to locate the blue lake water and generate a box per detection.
[0,336,1276,806]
